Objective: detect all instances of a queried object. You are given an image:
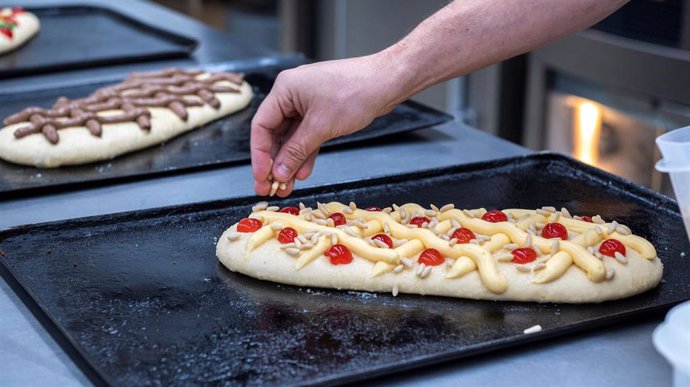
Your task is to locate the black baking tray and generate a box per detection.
[1,153,688,386]
[0,6,197,78]
[0,65,451,200]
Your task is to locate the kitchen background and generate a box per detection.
[154,0,690,197]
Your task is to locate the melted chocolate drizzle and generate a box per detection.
[3,68,244,144]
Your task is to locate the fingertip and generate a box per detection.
[254,179,271,196]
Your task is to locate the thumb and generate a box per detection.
[272,116,325,182]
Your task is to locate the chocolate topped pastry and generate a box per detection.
[0,67,253,168]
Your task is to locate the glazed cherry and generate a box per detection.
[279,206,300,216]
[418,248,444,266]
[329,212,346,226]
[541,223,568,240]
[326,244,353,265]
[599,239,626,257]
[365,207,382,212]
[278,227,298,244]
[511,247,538,264]
[580,216,593,223]
[409,216,431,228]
[371,233,393,248]
[237,218,262,233]
[0,29,12,39]
[482,210,508,223]
[452,227,476,244]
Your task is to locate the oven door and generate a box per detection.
[525,29,690,197]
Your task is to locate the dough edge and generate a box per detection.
[216,225,664,304]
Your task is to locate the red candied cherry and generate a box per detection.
[326,244,353,265]
[580,216,593,223]
[409,216,431,228]
[365,207,382,212]
[329,212,346,226]
[0,28,12,39]
[541,223,568,240]
[279,206,300,216]
[371,233,393,248]
[237,218,262,233]
[451,227,476,244]
[277,227,298,244]
[418,248,445,266]
[482,210,508,223]
[12,7,25,14]
[511,247,537,264]
[599,239,626,258]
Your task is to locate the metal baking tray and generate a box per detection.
[0,64,451,200]
[0,6,198,79]
[1,153,688,386]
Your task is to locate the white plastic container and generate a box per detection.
[653,301,690,387]
[656,126,690,242]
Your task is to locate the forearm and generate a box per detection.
[375,0,628,110]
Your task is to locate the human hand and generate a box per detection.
[250,53,402,197]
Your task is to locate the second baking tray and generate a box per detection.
[0,65,451,199]
[1,153,688,386]
[0,6,198,78]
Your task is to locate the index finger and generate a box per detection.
[250,92,288,184]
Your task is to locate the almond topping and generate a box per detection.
[440,203,455,212]
[285,248,301,256]
[252,201,268,212]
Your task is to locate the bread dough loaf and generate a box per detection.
[216,202,663,303]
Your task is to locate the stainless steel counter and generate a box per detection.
[0,0,675,386]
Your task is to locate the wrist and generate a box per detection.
[364,47,421,115]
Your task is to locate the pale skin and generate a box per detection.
[251,0,629,197]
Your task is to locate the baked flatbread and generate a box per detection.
[0,68,253,167]
[0,7,39,55]
[216,201,663,303]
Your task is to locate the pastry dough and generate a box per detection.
[0,8,39,55]
[0,68,253,167]
[216,202,663,303]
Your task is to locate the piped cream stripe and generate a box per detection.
[325,202,508,293]
[436,209,606,282]
[255,211,399,264]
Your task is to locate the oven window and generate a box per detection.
[544,74,685,197]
